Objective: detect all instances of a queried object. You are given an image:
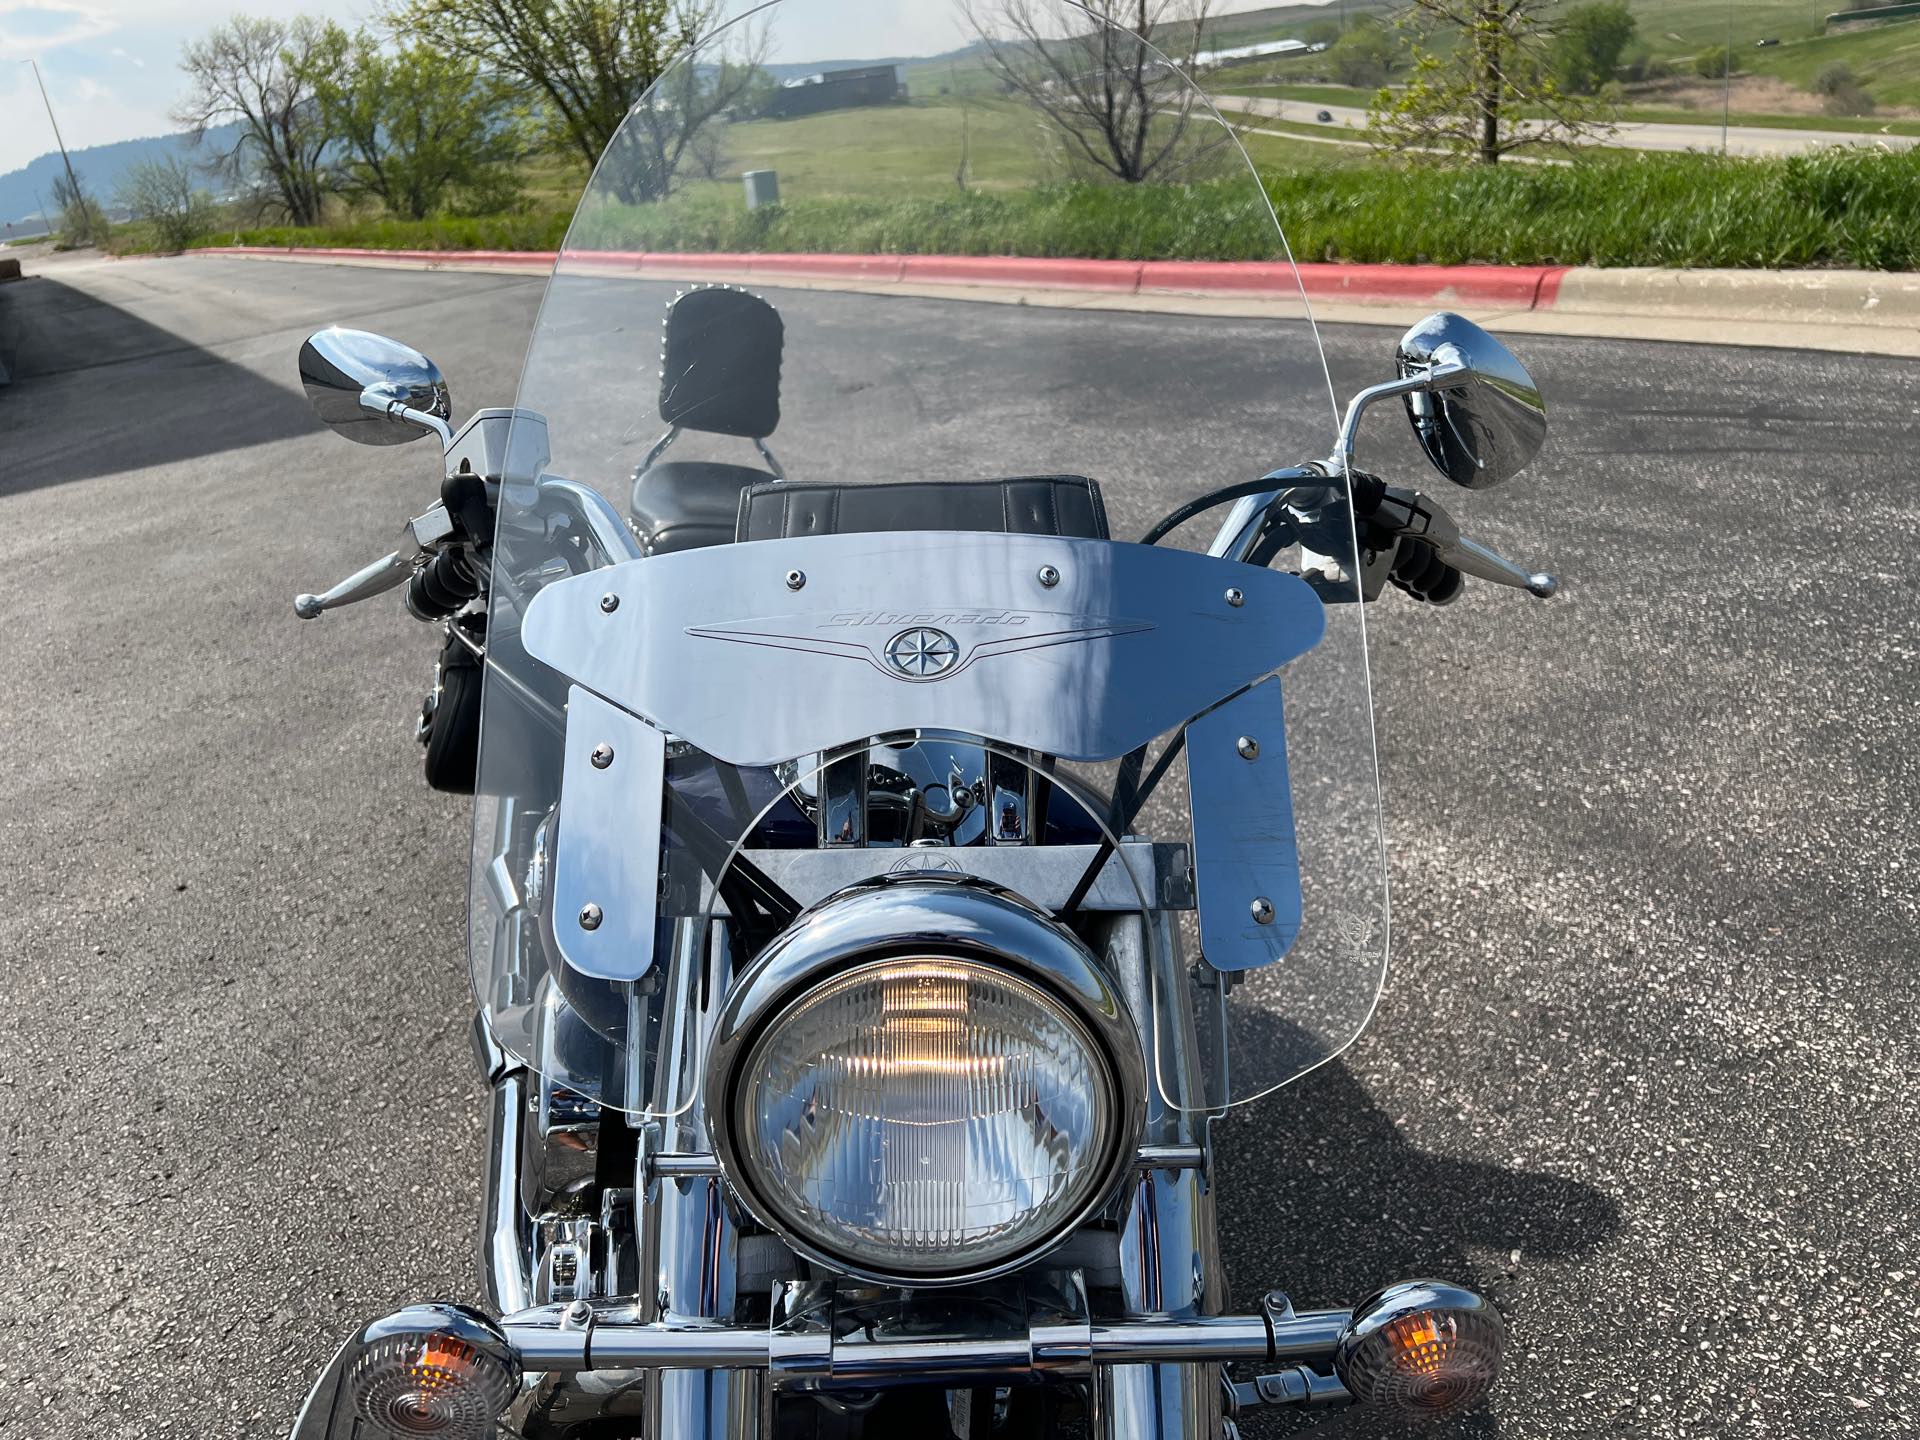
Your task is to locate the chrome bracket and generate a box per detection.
[1224,1365,1353,1412]
[535,1218,595,1306]
[1223,1292,1354,1413]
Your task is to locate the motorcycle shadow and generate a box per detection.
[1207,1017,1620,1439]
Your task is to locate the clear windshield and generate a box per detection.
[469,0,1385,1115]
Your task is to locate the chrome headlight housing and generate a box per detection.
[703,877,1145,1286]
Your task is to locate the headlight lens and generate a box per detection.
[733,955,1118,1277]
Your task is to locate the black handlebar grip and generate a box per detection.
[1389,538,1465,606]
[407,549,484,621]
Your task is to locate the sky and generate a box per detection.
[0,0,1331,176]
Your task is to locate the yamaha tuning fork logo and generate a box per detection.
[883,627,961,680]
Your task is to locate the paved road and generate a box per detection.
[0,251,1914,1440]
[1218,94,1920,157]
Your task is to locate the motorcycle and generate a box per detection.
[282,4,1557,1437]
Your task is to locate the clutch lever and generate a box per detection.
[293,503,457,619]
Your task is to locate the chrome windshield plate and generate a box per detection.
[521,533,1325,767]
[551,686,666,981]
[1186,677,1301,971]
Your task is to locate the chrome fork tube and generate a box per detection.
[641,918,764,1440]
[483,1069,534,1315]
[1102,912,1225,1440]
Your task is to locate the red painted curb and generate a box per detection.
[903,254,1144,291]
[187,245,1570,310]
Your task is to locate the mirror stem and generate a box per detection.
[1333,370,1447,474]
[360,391,453,449]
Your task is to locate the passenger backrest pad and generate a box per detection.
[735,477,1111,543]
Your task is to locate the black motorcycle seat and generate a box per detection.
[630,459,778,556]
[735,476,1110,543]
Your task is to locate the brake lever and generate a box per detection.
[293,503,458,620]
[1372,484,1558,600]
[1440,534,1559,599]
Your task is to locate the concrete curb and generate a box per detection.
[177,246,1920,355]
[191,244,1567,308]
[1552,265,1920,326]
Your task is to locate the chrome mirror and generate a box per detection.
[298,327,452,448]
[1395,313,1546,490]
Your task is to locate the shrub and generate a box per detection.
[116,156,217,252]
[1813,63,1857,97]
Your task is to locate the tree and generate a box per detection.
[1367,0,1608,165]
[174,15,332,227]
[1324,16,1397,90]
[608,23,766,201]
[49,170,106,247]
[395,0,761,195]
[1551,1,1635,96]
[116,155,216,250]
[304,24,525,220]
[960,0,1220,184]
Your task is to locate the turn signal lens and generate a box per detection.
[345,1307,519,1440]
[1334,1281,1504,1418]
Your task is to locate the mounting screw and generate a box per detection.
[1224,587,1245,608]
[1236,736,1259,761]
[590,743,615,770]
[1037,564,1060,588]
[1250,897,1275,925]
[564,1299,593,1327]
[785,569,806,591]
[578,903,603,931]
[599,593,619,614]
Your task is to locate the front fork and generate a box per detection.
[1100,911,1228,1440]
[484,907,1229,1440]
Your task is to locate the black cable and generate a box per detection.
[1140,475,1314,546]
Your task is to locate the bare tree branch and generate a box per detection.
[173,14,333,225]
[959,0,1220,184]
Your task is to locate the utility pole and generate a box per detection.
[32,188,46,238]
[25,58,89,245]
[1721,0,1733,155]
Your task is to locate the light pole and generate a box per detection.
[1721,0,1733,155]
[24,57,89,245]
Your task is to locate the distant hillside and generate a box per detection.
[0,124,241,227]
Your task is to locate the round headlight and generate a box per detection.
[706,879,1143,1285]
[735,956,1117,1277]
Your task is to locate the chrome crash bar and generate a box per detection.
[495,1296,1354,1393]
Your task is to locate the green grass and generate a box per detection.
[556,145,1920,272]
[111,209,571,257]
[1624,0,1831,54]
[1740,18,1920,108]
[722,99,1051,195]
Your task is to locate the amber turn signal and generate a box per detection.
[344,1304,519,1440]
[1333,1280,1506,1418]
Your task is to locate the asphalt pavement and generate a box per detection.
[0,250,1914,1440]
[1216,94,1920,158]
